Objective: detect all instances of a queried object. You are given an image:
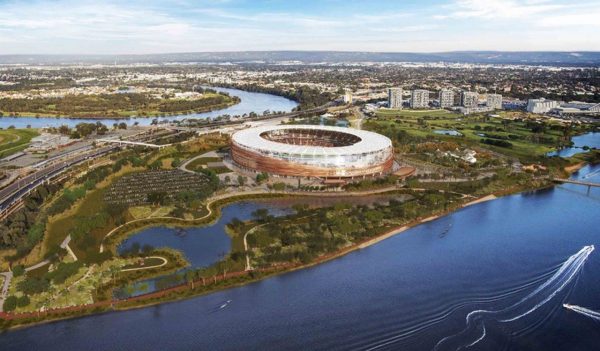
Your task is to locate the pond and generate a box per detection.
[115,194,411,297]
[547,131,600,157]
[434,129,463,136]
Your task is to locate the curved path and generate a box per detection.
[100,186,475,254]
[120,256,168,272]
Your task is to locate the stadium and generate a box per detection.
[230,125,394,179]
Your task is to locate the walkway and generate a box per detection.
[120,256,168,272]
[178,150,219,174]
[0,235,76,311]
[96,139,169,149]
[99,185,471,253]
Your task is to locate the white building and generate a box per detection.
[388,87,403,109]
[527,98,559,114]
[27,133,74,153]
[461,92,479,108]
[439,89,455,108]
[486,94,503,110]
[410,89,429,108]
[343,91,353,104]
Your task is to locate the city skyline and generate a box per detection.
[0,0,599,55]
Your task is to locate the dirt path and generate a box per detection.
[120,256,168,272]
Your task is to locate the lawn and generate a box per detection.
[186,157,221,170]
[377,109,458,119]
[129,206,175,220]
[0,128,39,158]
[367,111,572,162]
[44,166,143,263]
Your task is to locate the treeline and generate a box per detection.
[0,183,60,258]
[235,191,458,268]
[217,83,333,110]
[157,95,232,112]
[0,92,235,117]
[480,138,513,148]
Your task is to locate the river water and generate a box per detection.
[0,87,298,129]
[2,137,600,350]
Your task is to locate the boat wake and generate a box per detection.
[563,304,600,321]
[434,245,594,351]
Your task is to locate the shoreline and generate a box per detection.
[0,99,239,121]
[0,163,589,330]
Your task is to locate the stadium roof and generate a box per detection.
[232,125,392,156]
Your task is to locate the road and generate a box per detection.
[0,128,174,214]
[0,145,115,212]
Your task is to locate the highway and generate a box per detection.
[0,145,115,213]
[0,103,336,216]
[0,128,182,215]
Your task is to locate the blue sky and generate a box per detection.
[0,0,599,54]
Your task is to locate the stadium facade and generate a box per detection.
[231,125,394,179]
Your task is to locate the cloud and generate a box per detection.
[439,0,567,19]
[0,0,598,54]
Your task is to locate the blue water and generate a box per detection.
[0,87,298,129]
[118,202,293,268]
[434,130,463,136]
[2,138,600,350]
[547,132,600,157]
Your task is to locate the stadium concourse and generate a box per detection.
[230,125,394,180]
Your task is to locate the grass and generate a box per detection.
[377,109,458,119]
[44,166,143,263]
[368,110,576,162]
[0,128,39,158]
[129,206,175,219]
[186,157,221,170]
[0,93,237,119]
[121,257,165,270]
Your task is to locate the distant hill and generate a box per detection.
[1,51,600,66]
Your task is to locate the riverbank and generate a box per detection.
[0,98,239,120]
[0,158,594,330]
[0,188,492,330]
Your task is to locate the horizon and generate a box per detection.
[2,49,600,57]
[1,0,599,55]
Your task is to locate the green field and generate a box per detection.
[369,109,579,162]
[0,93,236,118]
[377,109,458,119]
[0,128,39,158]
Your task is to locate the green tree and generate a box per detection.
[17,295,30,308]
[237,175,246,186]
[3,296,17,311]
[12,264,25,277]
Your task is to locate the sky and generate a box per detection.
[0,0,599,55]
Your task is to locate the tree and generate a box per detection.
[3,296,17,312]
[256,172,269,184]
[185,270,196,289]
[12,264,25,277]
[147,191,167,205]
[237,175,246,186]
[17,295,30,308]
[251,208,270,223]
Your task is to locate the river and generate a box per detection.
[0,87,298,129]
[1,136,600,350]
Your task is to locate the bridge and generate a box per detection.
[96,139,169,149]
[553,178,600,194]
[165,102,334,132]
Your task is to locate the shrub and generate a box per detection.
[17,295,30,308]
[3,296,17,311]
[12,265,25,277]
